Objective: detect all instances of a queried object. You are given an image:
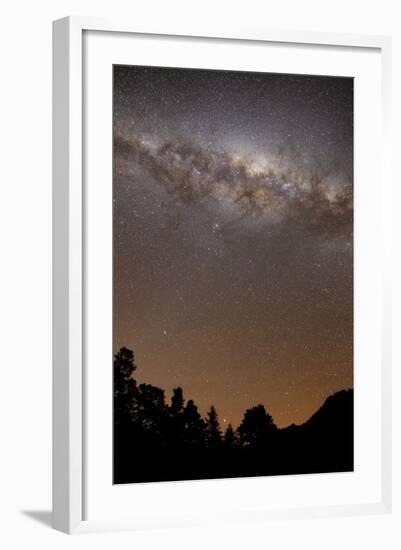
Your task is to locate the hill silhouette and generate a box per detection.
[276,389,354,475]
[113,347,353,483]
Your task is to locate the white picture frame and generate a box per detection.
[52,16,392,534]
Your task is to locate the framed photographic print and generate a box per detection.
[52,17,392,534]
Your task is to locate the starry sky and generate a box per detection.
[113,65,353,429]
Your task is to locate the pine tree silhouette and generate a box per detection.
[113,346,137,396]
[183,399,205,447]
[113,347,138,424]
[238,404,276,447]
[205,405,222,447]
[170,387,184,414]
[223,423,237,447]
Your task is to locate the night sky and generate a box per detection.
[113,65,353,429]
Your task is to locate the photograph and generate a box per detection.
[112,64,354,484]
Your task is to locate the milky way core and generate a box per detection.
[113,65,353,429]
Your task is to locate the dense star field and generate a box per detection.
[113,65,353,429]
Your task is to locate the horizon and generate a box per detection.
[114,344,353,430]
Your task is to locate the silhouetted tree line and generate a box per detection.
[113,347,354,483]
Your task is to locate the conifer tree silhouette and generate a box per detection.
[223,423,237,447]
[113,347,138,424]
[183,399,205,447]
[170,387,184,414]
[205,405,222,447]
[238,404,276,447]
[113,346,137,397]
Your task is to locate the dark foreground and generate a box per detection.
[113,348,353,484]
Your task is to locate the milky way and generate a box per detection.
[113,65,353,428]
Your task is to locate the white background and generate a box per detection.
[0,0,399,548]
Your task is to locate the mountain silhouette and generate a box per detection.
[277,389,354,475]
[303,389,354,430]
